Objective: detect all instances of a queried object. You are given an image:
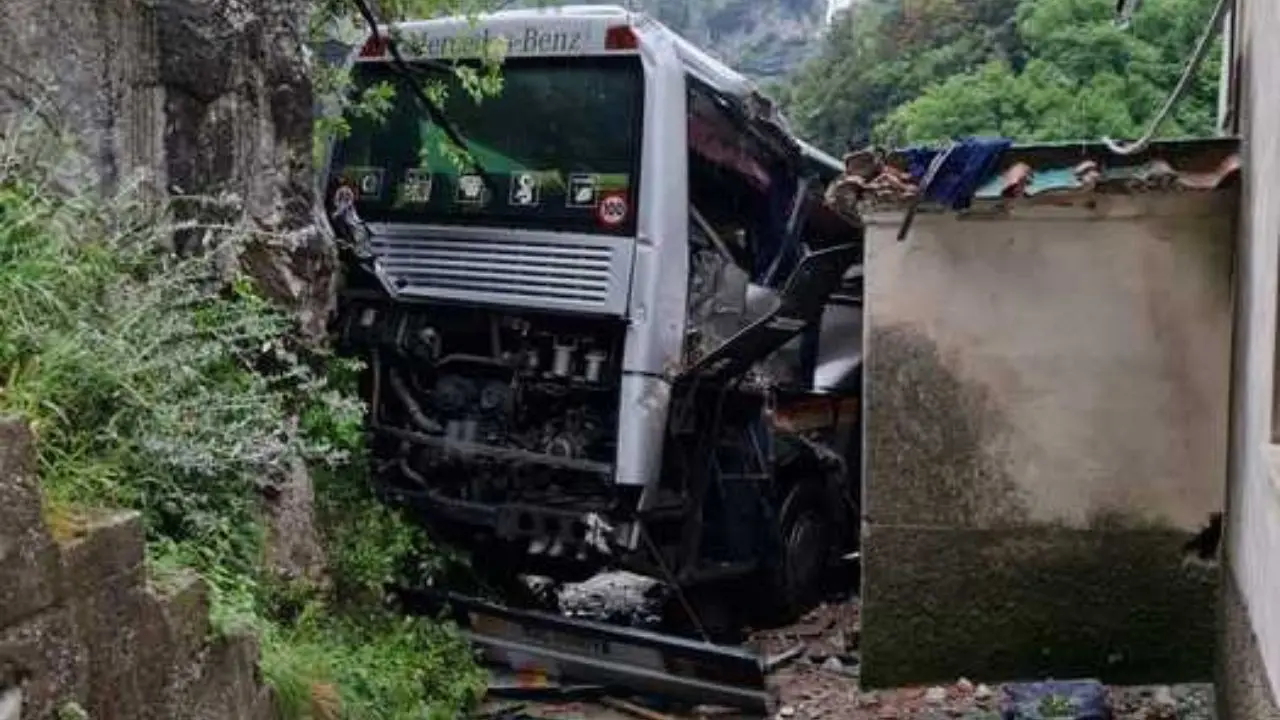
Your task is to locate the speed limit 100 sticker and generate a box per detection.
[596,192,629,227]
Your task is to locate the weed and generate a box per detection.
[0,116,480,718]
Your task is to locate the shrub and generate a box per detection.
[0,117,482,718]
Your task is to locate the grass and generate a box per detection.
[0,117,484,718]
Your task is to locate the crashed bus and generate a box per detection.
[323,4,865,626]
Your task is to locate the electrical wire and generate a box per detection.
[1102,0,1232,156]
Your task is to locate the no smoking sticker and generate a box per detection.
[596,192,629,227]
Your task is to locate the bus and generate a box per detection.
[324,4,864,628]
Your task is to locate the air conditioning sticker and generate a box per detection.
[596,191,629,227]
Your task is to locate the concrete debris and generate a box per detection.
[556,572,666,627]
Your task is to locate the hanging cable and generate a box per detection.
[1102,0,1232,156]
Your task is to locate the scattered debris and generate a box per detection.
[601,696,683,720]
[471,573,1218,719]
[764,643,807,673]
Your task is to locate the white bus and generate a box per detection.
[324,4,864,627]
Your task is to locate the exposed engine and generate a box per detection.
[339,302,626,512]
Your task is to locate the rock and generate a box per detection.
[0,419,60,629]
[925,686,948,704]
[975,684,994,701]
[3,0,336,341]
[260,454,328,590]
[778,705,796,718]
[821,657,844,673]
[1149,686,1179,719]
[0,688,20,720]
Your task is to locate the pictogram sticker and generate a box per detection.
[596,191,629,227]
[402,168,433,204]
[567,174,598,208]
[456,174,486,205]
[509,171,542,207]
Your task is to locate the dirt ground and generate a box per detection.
[477,575,1216,720]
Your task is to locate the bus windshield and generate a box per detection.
[331,56,644,236]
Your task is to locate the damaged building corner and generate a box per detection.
[858,139,1237,690]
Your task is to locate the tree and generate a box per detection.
[877,0,1220,145]
[783,0,1023,153]
[785,0,1222,152]
[308,0,509,165]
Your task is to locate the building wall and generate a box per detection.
[1221,0,1280,715]
[860,191,1236,688]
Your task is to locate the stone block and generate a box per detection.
[75,571,146,716]
[188,633,266,720]
[147,570,211,663]
[86,667,143,720]
[0,419,60,628]
[56,510,145,592]
[0,606,88,719]
[859,523,1219,689]
[134,570,213,720]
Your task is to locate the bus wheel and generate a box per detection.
[759,481,835,623]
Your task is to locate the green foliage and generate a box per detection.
[308,0,507,169]
[260,607,484,720]
[785,0,1222,151]
[0,118,479,719]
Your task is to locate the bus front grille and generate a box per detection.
[369,231,633,316]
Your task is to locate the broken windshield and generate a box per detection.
[332,56,644,236]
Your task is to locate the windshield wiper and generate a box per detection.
[349,0,499,197]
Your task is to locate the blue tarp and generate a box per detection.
[1001,680,1111,720]
[901,136,1014,210]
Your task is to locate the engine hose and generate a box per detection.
[388,367,444,434]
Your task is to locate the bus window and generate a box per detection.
[686,79,796,283]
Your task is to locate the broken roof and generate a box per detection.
[834,136,1240,213]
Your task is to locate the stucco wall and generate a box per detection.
[860,190,1236,687]
[1222,0,1280,714]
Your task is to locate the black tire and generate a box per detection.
[756,479,839,624]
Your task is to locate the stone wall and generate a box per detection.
[859,178,1237,687]
[0,419,276,720]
